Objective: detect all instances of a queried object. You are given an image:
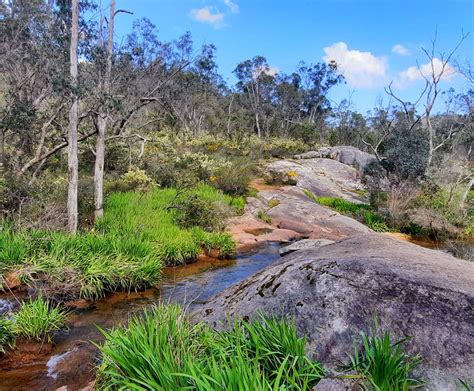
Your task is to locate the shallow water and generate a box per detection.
[0,243,281,391]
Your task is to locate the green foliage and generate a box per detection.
[107,169,156,193]
[345,327,424,390]
[172,195,230,232]
[0,318,15,353]
[14,297,68,342]
[96,304,325,390]
[0,185,237,299]
[257,210,273,224]
[458,379,473,391]
[268,199,281,208]
[210,159,255,197]
[305,192,390,232]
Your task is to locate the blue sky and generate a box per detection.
[113,0,473,113]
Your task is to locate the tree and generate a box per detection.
[94,0,115,220]
[234,56,276,138]
[384,31,469,172]
[67,0,79,233]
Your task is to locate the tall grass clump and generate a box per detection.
[0,318,15,353]
[345,325,424,390]
[96,304,325,390]
[14,297,68,342]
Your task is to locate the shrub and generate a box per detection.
[0,318,15,353]
[96,304,325,390]
[345,325,423,390]
[14,297,68,342]
[108,169,156,193]
[211,159,255,196]
[172,195,230,232]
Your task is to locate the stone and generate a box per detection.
[279,239,334,256]
[264,158,366,203]
[196,233,474,390]
[296,146,376,171]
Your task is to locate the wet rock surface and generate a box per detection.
[196,233,474,390]
[279,238,334,256]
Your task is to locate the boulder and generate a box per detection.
[264,159,366,203]
[279,239,334,256]
[296,146,376,171]
[195,233,474,390]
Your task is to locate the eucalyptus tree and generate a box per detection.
[234,56,277,138]
[67,0,79,233]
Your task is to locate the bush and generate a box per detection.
[96,304,325,390]
[108,169,156,193]
[14,297,68,342]
[172,195,230,232]
[211,159,255,196]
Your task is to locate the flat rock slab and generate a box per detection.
[195,233,474,390]
[279,238,335,256]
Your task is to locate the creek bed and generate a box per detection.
[0,243,281,391]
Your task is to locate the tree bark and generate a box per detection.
[0,128,4,177]
[94,0,115,220]
[67,0,79,233]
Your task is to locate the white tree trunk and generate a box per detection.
[67,0,79,233]
[94,115,106,219]
[94,0,115,220]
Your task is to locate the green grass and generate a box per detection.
[257,210,273,224]
[0,318,15,353]
[344,326,424,390]
[0,184,238,300]
[14,297,68,343]
[96,303,325,390]
[304,191,390,232]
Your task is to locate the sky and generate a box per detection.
[111,0,474,113]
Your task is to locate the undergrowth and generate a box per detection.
[0,184,238,300]
[96,303,325,390]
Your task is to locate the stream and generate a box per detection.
[0,243,281,391]
[0,235,472,391]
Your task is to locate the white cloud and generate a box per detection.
[323,42,387,88]
[399,58,456,83]
[392,44,410,56]
[190,7,224,27]
[253,65,279,78]
[223,0,239,13]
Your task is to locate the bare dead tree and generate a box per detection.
[384,30,469,170]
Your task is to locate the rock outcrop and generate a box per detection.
[196,233,474,390]
[296,146,376,171]
[264,158,366,202]
[229,153,373,249]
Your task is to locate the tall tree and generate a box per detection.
[67,0,79,233]
[94,0,115,220]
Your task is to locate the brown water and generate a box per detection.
[0,243,281,391]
